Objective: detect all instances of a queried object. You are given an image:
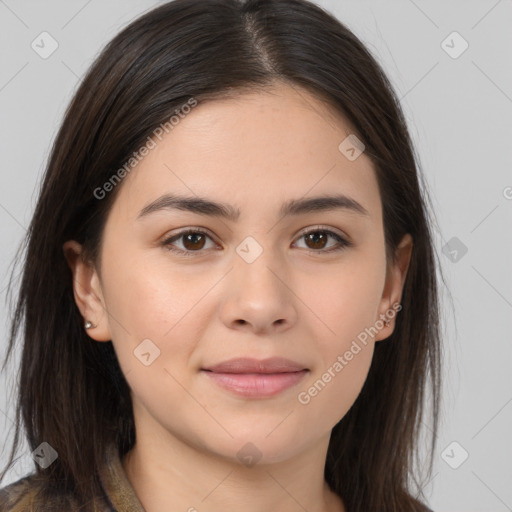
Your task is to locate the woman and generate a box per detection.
[0,0,441,510]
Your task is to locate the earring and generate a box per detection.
[84,320,96,329]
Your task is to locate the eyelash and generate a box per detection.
[161,226,352,258]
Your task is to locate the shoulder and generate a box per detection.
[0,473,43,510]
[0,473,109,512]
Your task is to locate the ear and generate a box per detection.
[374,233,413,342]
[62,240,112,342]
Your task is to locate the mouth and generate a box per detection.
[201,369,309,398]
[202,356,308,374]
[200,357,309,398]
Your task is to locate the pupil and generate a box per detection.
[185,233,204,250]
[308,232,326,249]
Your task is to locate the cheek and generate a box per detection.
[101,256,206,376]
[305,258,386,348]
[297,256,383,419]
[297,330,375,432]
[105,247,207,327]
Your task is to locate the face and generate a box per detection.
[64,82,412,466]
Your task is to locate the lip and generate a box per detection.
[202,370,308,398]
[201,357,309,398]
[202,357,308,374]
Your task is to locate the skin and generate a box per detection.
[63,82,412,512]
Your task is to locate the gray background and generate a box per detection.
[1,1,511,510]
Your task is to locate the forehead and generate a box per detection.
[109,83,382,224]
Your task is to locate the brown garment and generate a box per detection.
[0,443,145,511]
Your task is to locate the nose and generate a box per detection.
[218,245,298,335]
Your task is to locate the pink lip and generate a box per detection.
[202,357,307,374]
[201,357,309,398]
[202,370,308,398]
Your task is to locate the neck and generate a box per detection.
[122,420,345,512]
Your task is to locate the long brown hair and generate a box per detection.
[1,0,442,510]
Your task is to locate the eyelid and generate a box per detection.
[295,224,349,240]
[161,226,219,249]
[161,224,352,255]
[163,224,349,241]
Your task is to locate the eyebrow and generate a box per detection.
[136,193,369,221]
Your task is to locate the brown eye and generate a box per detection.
[294,228,351,254]
[304,231,329,250]
[162,226,352,258]
[181,232,206,251]
[162,228,216,256]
